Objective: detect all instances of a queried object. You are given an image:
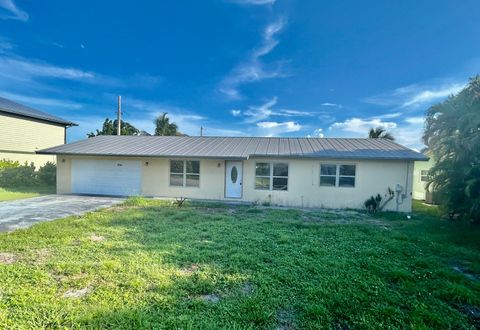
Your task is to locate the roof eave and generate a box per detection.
[0,109,77,127]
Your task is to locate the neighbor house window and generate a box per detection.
[420,170,429,182]
[320,164,356,188]
[255,162,288,191]
[170,160,200,187]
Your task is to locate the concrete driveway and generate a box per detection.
[0,195,125,232]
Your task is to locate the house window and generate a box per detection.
[320,164,337,187]
[420,170,429,182]
[255,163,271,190]
[320,164,356,188]
[170,160,200,187]
[255,162,288,191]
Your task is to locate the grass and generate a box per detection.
[0,199,479,329]
[0,185,55,202]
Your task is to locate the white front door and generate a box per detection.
[225,161,243,198]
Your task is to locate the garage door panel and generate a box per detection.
[71,159,142,196]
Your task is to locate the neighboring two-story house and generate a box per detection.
[0,96,76,166]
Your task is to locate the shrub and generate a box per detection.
[37,162,56,185]
[364,194,383,213]
[364,188,396,213]
[0,163,37,187]
[0,159,20,170]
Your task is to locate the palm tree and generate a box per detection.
[154,113,179,136]
[423,75,480,223]
[368,127,395,140]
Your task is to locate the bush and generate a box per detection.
[0,159,20,170]
[0,161,56,188]
[364,194,383,213]
[37,162,56,185]
[0,163,37,187]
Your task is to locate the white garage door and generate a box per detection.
[71,159,142,196]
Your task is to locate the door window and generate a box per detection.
[231,166,238,183]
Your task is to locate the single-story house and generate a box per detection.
[38,135,428,212]
[0,96,76,166]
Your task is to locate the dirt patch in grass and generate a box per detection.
[276,307,297,330]
[332,320,351,330]
[63,287,90,298]
[242,282,255,295]
[458,304,480,327]
[452,263,479,281]
[0,252,17,264]
[34,248,50,263]
[198,294,220,303]
[90,234,105,242]
[180,264,199,275]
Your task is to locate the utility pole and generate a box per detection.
[200,126,204,137]
[117,95,122,135]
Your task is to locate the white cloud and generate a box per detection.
[0,39,13,53]
[256,121,301,136]
[307,128,324,138]
[0,91,83,109]
[0,56,95,82]
[0,0,28,21]
[404,116,424,125]
[376,112,403,119]
[278,109,314,117]
[364,81,465,109]
[330,118,397,135]
[243,97,278,122]
[228,0,276,5]
[328,116,427,150]
[235,97,314,124]
[219,18,286,100]
[401,84,464,107]
[321,102,341,108]
[126,97,246,137]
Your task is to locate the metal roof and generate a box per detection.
[0,96,77,126]
[37,135,429,161]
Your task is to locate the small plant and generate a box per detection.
[174,197,187,207]
[364,187,395,213]
[364,194,383,213]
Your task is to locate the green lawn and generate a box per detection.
[0,185,55,202]
[0,199,479,329]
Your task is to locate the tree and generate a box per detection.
[368,127,395,140]
[423,76,480,223]
[87,118,140,137]
[154,113,179,136]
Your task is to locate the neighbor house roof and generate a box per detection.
[38,135,429,161]
[0,96,77,126]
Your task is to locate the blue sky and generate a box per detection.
[1,0,479,149]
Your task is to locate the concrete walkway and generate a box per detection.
[0,195,124,232]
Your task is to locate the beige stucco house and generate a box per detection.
[38,136,428,212]
[0,96,76,166]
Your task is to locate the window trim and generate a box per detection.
[169,159,200,188]
[254,161,289,191]
[320,163,357,188]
